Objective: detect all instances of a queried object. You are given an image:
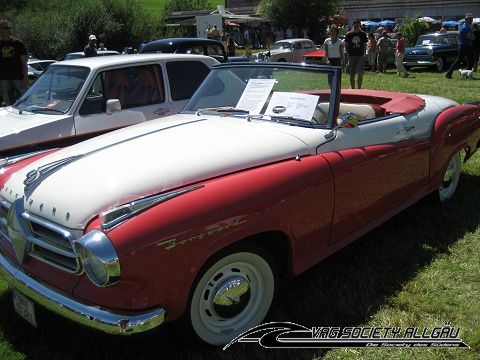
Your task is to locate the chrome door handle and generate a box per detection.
[396,125,415,134]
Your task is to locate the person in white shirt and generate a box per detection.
[323,25,345,69]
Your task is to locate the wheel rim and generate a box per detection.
[190,252,275,345]
[436,58,444,71]
[439,152,461,202]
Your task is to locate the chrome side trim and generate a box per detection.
[0,250,166,334]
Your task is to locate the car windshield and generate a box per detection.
[416,35,448,46]
[14,65,90,114]
[271,42,293,51]
[183,63,338,128]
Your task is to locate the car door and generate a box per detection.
[321,116,431,244]
[73,64,173,135]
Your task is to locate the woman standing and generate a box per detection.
[323,25,345,70]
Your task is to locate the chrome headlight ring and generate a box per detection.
[75,230,120,287]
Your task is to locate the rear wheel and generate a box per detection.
[185,245,277,346]
[438,151,461,202]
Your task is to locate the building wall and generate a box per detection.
[225,0,480,22]
[337,0,480,23]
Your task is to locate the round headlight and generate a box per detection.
[76,230,120,287]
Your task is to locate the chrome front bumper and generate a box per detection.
[0,250,166,334]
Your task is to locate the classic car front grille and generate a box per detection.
[0,197,81,273]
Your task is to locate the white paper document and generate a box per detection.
[236,78,276,114]
[264,92,319,121]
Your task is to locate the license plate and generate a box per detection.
[13,291,37,327]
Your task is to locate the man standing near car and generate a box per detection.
[344,20,368,89]
[445,13,475,78]
[0,19,28,106]
[84,34,98,57]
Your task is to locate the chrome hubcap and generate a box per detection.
[213,276,251,318]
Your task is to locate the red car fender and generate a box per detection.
[73,155,335,320]
[429,104,480,189]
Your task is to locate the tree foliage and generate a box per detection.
[397,18,430,46]
[2,0,161,59]
[257,0,338,42]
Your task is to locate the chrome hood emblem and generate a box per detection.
[23,155,83,192]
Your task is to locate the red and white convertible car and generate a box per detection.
[0,63,479,346]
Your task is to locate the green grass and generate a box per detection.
[0,69,479,360]
[139,0,221,15]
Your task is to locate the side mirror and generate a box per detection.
[106,99,121,115]
[337,112,359,128]
[325,112,358,139]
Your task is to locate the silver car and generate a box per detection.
[253,38,316,62]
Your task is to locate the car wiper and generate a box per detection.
[26,106,66,114]
[196,107,250,116]
[247,114,317,128]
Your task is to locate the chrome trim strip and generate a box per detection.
[0,250,166,334]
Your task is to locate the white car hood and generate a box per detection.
[2,114,315,229]
[0,107,67,151]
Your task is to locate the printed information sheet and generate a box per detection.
[236,78,276,114]
[264,92,319,120]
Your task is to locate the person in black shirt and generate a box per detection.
[0,19,28,105]
[344,20,368,89]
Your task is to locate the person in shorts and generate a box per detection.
[344,20,368,89]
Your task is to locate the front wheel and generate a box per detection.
[186,246,277,346]
[438,151,461,202]
[435,57,445,72]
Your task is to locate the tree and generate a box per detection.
[257,0,338,43]
[3,0,161,59]
[398,18,430,46]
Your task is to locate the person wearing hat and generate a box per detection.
[0,19,28,105]
[84,34,98,57]
[445,13,475,78]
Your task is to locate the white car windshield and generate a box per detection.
[14,65,90,114]
[183,63,338,128]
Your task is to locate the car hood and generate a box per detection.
[405,45,443,55]
[1,114,315,229]
[0,107,66,152]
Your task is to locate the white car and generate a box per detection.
[252,38,316,62]
[0,54,218,157]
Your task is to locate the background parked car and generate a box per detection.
[303,46,327,65]
[403,31,459,72]
[27,59,57,84]
[64,50,120,60]
[140,38,226,62]
[0,54,218,157]
[252,38,316,62]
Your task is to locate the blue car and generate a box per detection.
[403,32,459,72]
